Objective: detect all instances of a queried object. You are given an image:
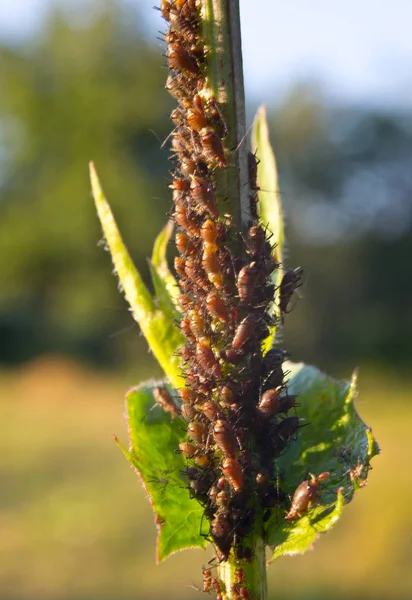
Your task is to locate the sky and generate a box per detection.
[0,0,412,108]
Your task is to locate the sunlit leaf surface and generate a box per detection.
[90,163,184,388]
[266,362,379,561]
[122,382,206,563]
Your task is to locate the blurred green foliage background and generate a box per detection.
[0,1,411,599]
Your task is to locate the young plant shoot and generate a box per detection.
[90,1,379,599]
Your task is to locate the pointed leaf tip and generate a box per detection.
[89,164,184,389]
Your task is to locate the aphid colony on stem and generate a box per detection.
[159,0,309,569]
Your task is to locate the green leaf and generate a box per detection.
[122,382,207,563]
[266,362,379,561]
[149,220,181,322]
[90,163,184,388]
[251,106,284,352]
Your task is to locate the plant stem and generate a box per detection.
[201,2,267,599]
[201,0,251,234]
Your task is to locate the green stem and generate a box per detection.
[217,537,267,600]
[201,0,251,234]
[201,6,267,598]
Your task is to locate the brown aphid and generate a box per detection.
[181,403,197,421]
[200,127,226,167]
[174,256,187,279]
[223,349,242,364]
[179,441,197,458]
[202,400,219,421]
[188,308,205,339]
[219,385,235,407]
[232,315,255,351]
[187,105,208,132]
[196,339,222,377]
[257,388,281,418]
[214,419,237,457]
[202,251,223,288]
[185,258,210,291]
[178,387,195,404]
[190,177,219,218]
[206,291,229,323]
[174,205,199,237]
[160,0,172,21]
[222,457,243,492]
[246,224,266,257]
[237,262,258,304]
[239,587,252,600]
[183,157,209,178]
[195,454,210,468]
[167,42,199,75]
[153,386,180,418]
[279,267,304,313]
[180,317,195,342]
[285,472,330,520]
[203,568,212,593]
[200,219,219,245]
[176,232,197,257]
[169,9,198,43]
[235,568,245,584]
[187,420,207,445]
[258,389,296,418]
[206,97,227,139]
[165,73,192,105]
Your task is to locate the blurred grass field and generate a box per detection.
[0,356,410,600]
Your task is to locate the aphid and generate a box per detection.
[180,156,208,178]
[167,42,199,76]
[263,364,284,390]
[174,204,199,237]
[262,348,287,376]
[232,315,255,351]
[257,389,296,418]
[239,587,251,600]
[169,9,198,43]
[285,472,330,520]
[187,105,208,132]
[222,457,243,492]
[176,232,197,257]
[246,224,266,257]
[185,258,210,291]
[206,97,227,139]
[279,267,304,314]
[202,251,223,288]
[247,151,259,192]
[165,73,192,105]
[196,339,222,377]
[153,386,181,418]
[200,127,226,167]
[237,262,258,304]
[203,568,212,593]
[274,416,299,447]
[223,349,242,364]
[211,513,233,560]
[160,0,172,21]
[213,419,237,457]
[188,308,206,339]
[190,177,219,218]
[206,291,229,323]
[180,317,196,342]
[181,403,197,421]
[174,256,187,279]
[235,568,245,584]
[178,386,195,404]
[200,219,219,246]
[202,400,219,421]
[188,420,207,444]
[179,441,198,458]
[219,385,235,408]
